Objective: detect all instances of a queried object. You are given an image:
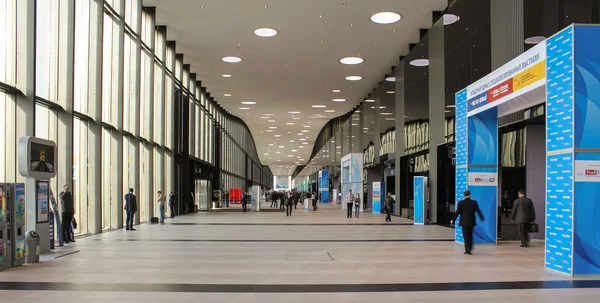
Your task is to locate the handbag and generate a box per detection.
[72,217,78,230]
[528,222,539,233]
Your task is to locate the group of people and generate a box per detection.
[343,189,396,222]
[452,189,536,255]
[123,188,177,230]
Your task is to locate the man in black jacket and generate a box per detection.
[452,190,485,255]
[169,192,176,218]
[512,189,536,247]
[384,192,395,222]
[59,185,75,244]
[124,188,137,231]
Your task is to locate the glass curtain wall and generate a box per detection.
[0,0,272,237]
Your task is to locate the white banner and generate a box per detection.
[468,172,498,186]
[575,160,600,182]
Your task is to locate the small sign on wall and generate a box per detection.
[575,160,600,182]
[468,172,497,186]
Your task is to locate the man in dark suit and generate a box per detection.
[511,189,536,247]
[124,188,137,231]
[452,190,485,255]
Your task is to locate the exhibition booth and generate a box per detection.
[454,25,600,275]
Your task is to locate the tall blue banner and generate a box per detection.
[545,25,574,275]
[319,170,329,203]
[413,177,426,225]
[455,89,468,242]
[572,25,600,275]
[372,182,383,214]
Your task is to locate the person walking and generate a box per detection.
[124,188,138,231]
[511,189,536,247]
[345,189,354,218]
[169,192,176,218]
[285,195,293,216]
[452,190,485,255]
[157,191,166,223]
[59,184,75,244]
[354,193,361,218]
[242,192,249,212]
[384,192,395,222]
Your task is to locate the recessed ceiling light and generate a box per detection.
[266,129,273,132]
[286,122,295,125]
[312,105,327,108]
[278,146,285,148]
[241,101,256,105]
[274,134,281,137]
[324,110,335,113]
[222,74,233,78]
[263,153,269,156]
[268,120,276,123]
[302,142,309,145]
[351,123,358,126]
[445,110,451,113]
[269,143,274,146]
[224,93,232,97]
[381,112,393,115]
[409,59,429,67]
[292,117,301,120]
[264,113,274,116]
[299,146,304,148]
[301,130,309,133]
[371,106,386,109]
[277,160,281,162]
[291,149,297,152]
[288,111,301,114]
[345,76,363,81]
[239,107,250,110]
[446,105,456,108]
[304,125,311,128]
[340,57,364,65]
[332,98,346,102]
[363,127,369,130]
[254,28,278,37]
[385,76,396,82]
[443,14,460,25]
[222,56,242,63]
[385,118,395,121]
[332,89,341,93]
[386,91,395,94]
[289,140,295,143]
[260,116,269,119]
[525,36,546,44]
[370,12,401,24]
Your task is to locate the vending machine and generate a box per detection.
[0,183,26,268]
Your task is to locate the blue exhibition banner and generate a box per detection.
[545,25,575,275]
[319,169,329,203]
[546,25,574,153]
[455,88,469,242]
[372,182,381,214]
[572,25,600,275]
[413,177,425,225]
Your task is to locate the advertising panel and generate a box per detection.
[413,177,425,225]
[36,181,49,223]
[372,182,381,213]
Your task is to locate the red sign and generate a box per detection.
[487,79,513,103]
[585,170,599,176]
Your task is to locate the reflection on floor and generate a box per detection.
[0,204,597,303]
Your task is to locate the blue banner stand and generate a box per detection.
[372,182,383,213]
[413,177,427,225]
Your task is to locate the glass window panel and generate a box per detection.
[73,118,89,235]
[164,74,173,149]
[73,0,90,114]
[102,128,112,230]
[153,147,163,218]
[140,51,152,139]
[124,0,140,32]
[102,13,115,124]
[153,62,164,145]
[35,0,59,102]
[0,92,16,182]
[0,0,16,85]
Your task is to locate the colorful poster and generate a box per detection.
[413,177,425,225]
[15,184,25,221]
[372,182,381,213]
[36,181,49,223]
[0,185,6,223]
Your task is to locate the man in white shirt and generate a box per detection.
[345,190,354,218]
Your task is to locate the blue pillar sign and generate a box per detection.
[318,169,329,203]
[413,177,426,225]
[372,182,383,213]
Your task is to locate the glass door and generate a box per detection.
[197,180,210,211]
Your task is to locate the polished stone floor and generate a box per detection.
[0,204,598,302]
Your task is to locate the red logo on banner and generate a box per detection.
[487,79,513,103]
[586,170,599,176]
[474,178,483,182]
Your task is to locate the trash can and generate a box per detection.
[25,231,40,264]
